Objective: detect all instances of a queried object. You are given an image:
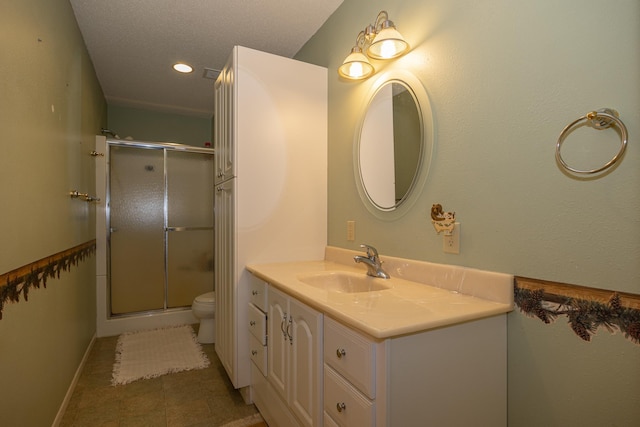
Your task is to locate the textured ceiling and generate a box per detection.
[70,0,343,118]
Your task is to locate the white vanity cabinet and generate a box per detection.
[247,252,512,427]
[323,315,507,427]
[268,286,324,427]
[250,277,324,427]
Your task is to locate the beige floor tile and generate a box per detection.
[61,327,261,426]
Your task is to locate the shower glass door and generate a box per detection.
[166,151,214,308]
[108,142,214,316]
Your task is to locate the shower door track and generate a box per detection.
[106,138,214,154]
[106,138,214,318]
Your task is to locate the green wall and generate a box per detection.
[108,105,212,147]
[0,0,106,425]
[1,0,637,425]
[297,0,639,425]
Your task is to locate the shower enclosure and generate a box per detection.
[95,136,214,335]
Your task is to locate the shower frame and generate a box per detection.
[96,136,214,336]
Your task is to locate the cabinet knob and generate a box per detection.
[251,350,258,356]
[336,402,346,412]
[336,348,346,358]
[252,290,259,295]
[250,320,256,326]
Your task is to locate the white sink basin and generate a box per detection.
[297,271,391,293]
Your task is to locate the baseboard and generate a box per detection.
[52,334,96,427]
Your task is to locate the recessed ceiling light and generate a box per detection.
[173,63,193,73]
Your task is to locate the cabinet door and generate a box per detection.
[290,298,323,427]
[267,286,289,402]
[214,178,235,377]
[213,54,234,184]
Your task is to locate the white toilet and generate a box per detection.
[192,291,215,344]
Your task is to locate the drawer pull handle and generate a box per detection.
[250,320,256,326]
[336,402,346,412]
[252,290,259,295]
[286,318,293,344]
[336,348,346,358]
[251,350,258,356]
[281,313,288,339]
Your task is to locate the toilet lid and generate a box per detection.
[195,291,215,303]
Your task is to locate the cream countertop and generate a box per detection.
[246,246,514,340]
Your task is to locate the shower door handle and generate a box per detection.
[165,226,213,232]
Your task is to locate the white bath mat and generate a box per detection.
[112,325,210,385]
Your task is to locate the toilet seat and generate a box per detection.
[195,291,215,304]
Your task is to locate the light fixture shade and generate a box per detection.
[366,26,409,59]
[173,63,193,73]
[338,48,375,80]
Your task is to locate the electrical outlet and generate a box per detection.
[347,221,355,241]
[443,222,460,254]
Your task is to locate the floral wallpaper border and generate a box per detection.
[0,240,96,319]
[514,276,640,344]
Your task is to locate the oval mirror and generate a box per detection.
[355,72,433,217]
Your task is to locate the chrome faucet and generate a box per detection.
[354,244,390,279]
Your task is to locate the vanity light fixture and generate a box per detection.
[338,10,409,80]
[173,62,193,73]
[338,31,375,80]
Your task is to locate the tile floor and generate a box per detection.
[60,329,266,427]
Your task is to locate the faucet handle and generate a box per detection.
[360,244,379,259]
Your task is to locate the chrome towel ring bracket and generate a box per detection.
[555,108,628,174]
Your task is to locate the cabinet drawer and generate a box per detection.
[324,317,376,398]
[324,365,374,427]
[249,276,268,311]
[249,334,267,376]
[248,303,267,345]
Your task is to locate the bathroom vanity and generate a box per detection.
[246,247,513,427]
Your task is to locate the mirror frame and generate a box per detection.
[353,70,434,220]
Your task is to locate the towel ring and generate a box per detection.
[555,108,628,174]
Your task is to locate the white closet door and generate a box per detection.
[214,178,235,376]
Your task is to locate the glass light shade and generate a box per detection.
[366,27,409,59]
[338,48,375,79]
[173,63,193,73]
